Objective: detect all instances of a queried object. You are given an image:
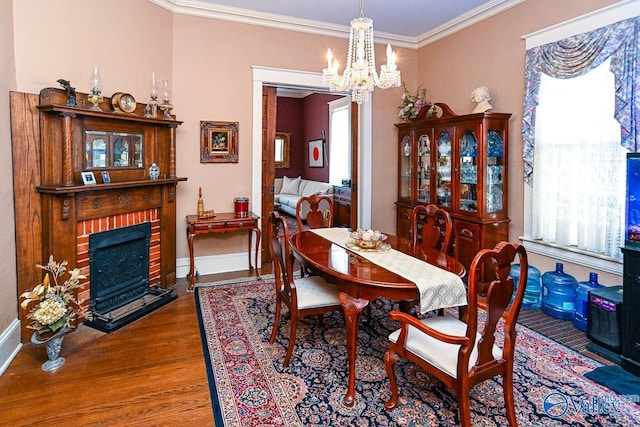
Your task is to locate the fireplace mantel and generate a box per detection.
[10,88,186,341]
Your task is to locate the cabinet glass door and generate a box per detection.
[435,130,452,207]
[486,130,505,213]
[458,130,478,213]
[417,133,431,203]
[400,135,412,200]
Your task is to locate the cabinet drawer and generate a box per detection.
[192,219,256,232]
[453,219,480,271]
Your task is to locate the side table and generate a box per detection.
[186,212,261,290]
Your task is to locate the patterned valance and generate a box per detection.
[522,17,640,185]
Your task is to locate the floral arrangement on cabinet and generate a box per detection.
[398,81,431,121]
[20,256,90,339]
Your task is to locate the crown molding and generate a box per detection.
[416,0,526,48]
[148,0,525,49]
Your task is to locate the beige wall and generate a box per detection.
[417,0,623,284]
[1,0,17,335]
[4,0,627,342]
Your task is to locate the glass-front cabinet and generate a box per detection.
[396,103,511,272]
[399,134,412,201]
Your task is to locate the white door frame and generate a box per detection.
[251,66,373,255]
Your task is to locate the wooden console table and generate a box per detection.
[186,212,261,290]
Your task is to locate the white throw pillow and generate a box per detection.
[280,176,301,195]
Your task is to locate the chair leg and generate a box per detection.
[383,349,401,410]
[283,311,298,367]
[269,298,282,344]
[503,370,517,426]
[458,391,472,427]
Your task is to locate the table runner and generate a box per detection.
[310,228,467,313]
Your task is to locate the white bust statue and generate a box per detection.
[471,86,493,113]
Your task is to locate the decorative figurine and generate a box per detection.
[471,86,493,114]
[57,79,77,107]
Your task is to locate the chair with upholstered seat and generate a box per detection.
[384,241,528,427]
[295,193,333,231]
[267,211,342,367]
[410,204,453,256]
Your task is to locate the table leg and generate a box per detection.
[187,227,195,291]
[339,292,369,407]
[247,229,253,270]
[254,228,261,279]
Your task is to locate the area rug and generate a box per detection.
[195,277,640,426]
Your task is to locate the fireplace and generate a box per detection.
[81,217,176,333]
[12,88,186,342]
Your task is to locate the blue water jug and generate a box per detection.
[572,272,602,331]
[509,264,542,309]
[541,263,577,320]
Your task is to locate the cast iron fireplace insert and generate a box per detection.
[83,222,176,332]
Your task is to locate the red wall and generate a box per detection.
[275,93,341,182]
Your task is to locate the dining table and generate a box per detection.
[289,227,467,407]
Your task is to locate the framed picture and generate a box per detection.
[81,171,97,185]
[101,171,111,183]
[308,139,324,168]
[200,121,239,163]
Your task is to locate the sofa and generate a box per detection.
[274,176,334,220]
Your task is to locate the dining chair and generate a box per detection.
[267,211,343,367]
[402,204,454,314]
[295,194,333,277]
[384,241,528,427]
[296,193,333,231]
[410,204,453,256]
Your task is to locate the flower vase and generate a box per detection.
[31,327,70,372]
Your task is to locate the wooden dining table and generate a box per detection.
[289,228,466,407]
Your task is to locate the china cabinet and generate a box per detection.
[396,103,511,274]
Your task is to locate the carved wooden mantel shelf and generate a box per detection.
[37,177,187,194]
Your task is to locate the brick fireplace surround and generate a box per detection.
[75,208,161,311]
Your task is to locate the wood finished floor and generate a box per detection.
[0,262,612,426]
[0,267,269,427]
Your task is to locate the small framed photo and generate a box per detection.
[101,171,111,183]
[81,171,97,185]
[200,121,239,163]
[308,138,324,168]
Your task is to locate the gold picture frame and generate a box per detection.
[200,121,239,163]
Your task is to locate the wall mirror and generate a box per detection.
[85,130,143,169]
[275,132,290,168]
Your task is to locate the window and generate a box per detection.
[521,4,639,275]
[328,97,351,186]
[532,59,626,260]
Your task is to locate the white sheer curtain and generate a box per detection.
[329,97,351,186]
[532,59,627,259]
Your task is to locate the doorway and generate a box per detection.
[251,66,373,264]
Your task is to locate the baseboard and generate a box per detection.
[176,251,261,279]
[0,319,23,376]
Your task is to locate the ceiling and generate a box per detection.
[151,0,524,47]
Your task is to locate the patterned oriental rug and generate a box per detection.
[195,277,640,426]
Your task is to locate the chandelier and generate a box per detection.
[322,0,401,104]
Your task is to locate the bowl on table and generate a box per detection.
[349,229,388,250]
